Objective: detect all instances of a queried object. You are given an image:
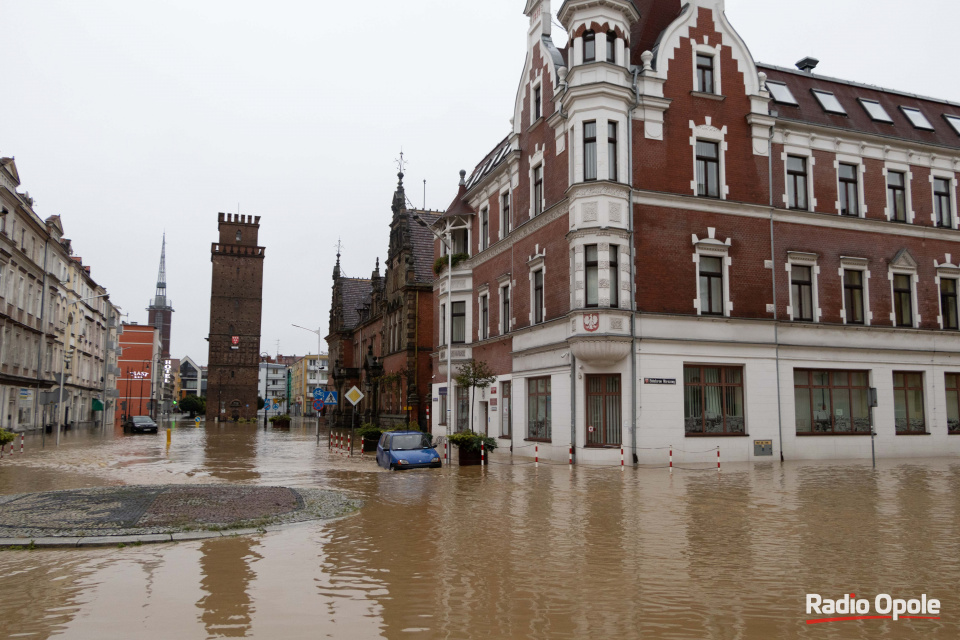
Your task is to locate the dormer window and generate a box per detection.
[583,30,595,63]
[766,81,798,106]
[606,32,616,63]
[900,106,934,130]
[236,230,242,242]
[859,99,893,123]
[696,54,715,94]
[812,89,847,115]
[945,115,960,136]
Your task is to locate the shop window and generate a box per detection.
[683,366,745,435]
[794,370,870,434]
[527,377,551,440]
[946,373,960,434]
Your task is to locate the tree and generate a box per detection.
[454,359,498,434]
[180,395,205,417]
[258,397,265,410]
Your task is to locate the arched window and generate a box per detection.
[236,230,242,242]
[606,32,616,63]
[583,30,595,63]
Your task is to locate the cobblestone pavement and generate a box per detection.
[0,485,359,543]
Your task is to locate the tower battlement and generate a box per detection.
[218,212,261,226]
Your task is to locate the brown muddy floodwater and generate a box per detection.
[1,421,959,639]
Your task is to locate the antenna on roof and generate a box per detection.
[423,180,427,210]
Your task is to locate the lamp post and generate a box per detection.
[412,214,453,440]
[260,352,271,427]
[292,324,324,429]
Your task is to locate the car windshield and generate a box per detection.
[133,417,152,424]
[391,434,431,451]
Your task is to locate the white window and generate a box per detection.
[786,253,820,322]
[936,257,960,330]
[883,163,913,223]
[692,230,732,317]
[766,81,798,105]
[812,90,846,115]
[900,106,934,130]
[689,119,728,200]
[945,115,960,136]
[835,159,866,217]
[783,151,815,211]
[840,258,871,326]
[888,250,920,328]
[931,171,958,230]
[690,41,721,95]
[859,99,893,123]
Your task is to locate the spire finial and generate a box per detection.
[395,149,408,184]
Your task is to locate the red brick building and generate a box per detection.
[326,172,439,430]
[428,0,960,464]
[205,213,264,422]
[115,322,160,423]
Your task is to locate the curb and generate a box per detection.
[0,529,267,548]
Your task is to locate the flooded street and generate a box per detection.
[1,422,959,639]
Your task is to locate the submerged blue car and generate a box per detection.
[376,431,442,470]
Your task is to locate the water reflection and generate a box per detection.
[197,537,262,637]
[202,424,261,483]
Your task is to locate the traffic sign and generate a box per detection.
[345,386,364,407]
[195,417,201,427]
[313,388,323,400]
[323,391,338,406]
[313,399,324,412]
[272,403,280,411]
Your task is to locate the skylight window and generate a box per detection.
[765,81,798,106]
[859,98,893,123]
[900,106,934,130]
[945,114,960,136]
[811,90,847,115]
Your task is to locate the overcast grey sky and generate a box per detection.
[4,0,958,366]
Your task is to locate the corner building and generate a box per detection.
[205,213,264,422]
[430,0,960,464]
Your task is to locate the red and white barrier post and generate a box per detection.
[669,447,673,473]
[620,446,624,469]
[568,446,573,466]
[535,444,539,467]
[20,433,24,454]
[444,440,448,464]
[717,447,721,471]
[481,440,485,466]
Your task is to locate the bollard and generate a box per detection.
[569,446,573,465]
[621,446,624,469]
[20,433,24,454]
[535,444,539,467]
[481,440,485,466]
[329,431,333,449]
[669,447,673,473]
[444,440,448,465]
[359,437,363,457]
[348,435,352,457]
[717,447,721,471]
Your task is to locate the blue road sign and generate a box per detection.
[313,388,323,400]
[272,403,280,411]
[323,391,338,406]
[313,399,324,412]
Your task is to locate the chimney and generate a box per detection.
[796,57,819,73]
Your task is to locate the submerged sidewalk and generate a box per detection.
[0,485,360,547]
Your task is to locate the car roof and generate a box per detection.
[389,431,423,436]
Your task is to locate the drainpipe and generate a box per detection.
[628,64,641,464]
[556,66,574,463]
[768,116,785,462]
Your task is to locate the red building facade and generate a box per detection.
[115,323,160,423]
[429,0,960,464]
[326,173,439,430]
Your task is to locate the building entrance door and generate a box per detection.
[480,401,489,436]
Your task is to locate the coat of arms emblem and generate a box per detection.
[583,313,600,332]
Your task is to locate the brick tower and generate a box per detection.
[205,213,265,422]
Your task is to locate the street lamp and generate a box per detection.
[292,324,324,427]
[56,292,112,446]
[411,214,453,440]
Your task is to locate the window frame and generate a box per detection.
[934,176,954,229]
[893,371,926,434]
[456,385,470,432]
[533,269,545,324]
[794,369,872,435]
[786,155,809,211]
[451,301,466,344]
[605,31,616,64]
[838,162,861,217]
[900,106,934,130]
[500,190,511,239]
[843,268,867,326]
[500,283,511,335]
[940,277,959,331]
[766,80,798,106]
[533,84,542,121]
[583,30,596,63]
[479,293,489,341]
[480,206,489,251]
[812,89,847,115]
[946,373,960,434]
[698,255,725,316]
[439,303,446,346]
[585,244,599,308]
[858,98,893,123]
[526,376,551,441]
[887,170,908,222]
[683,365,746,436]
[944,114,960,136]
[583,120,597,182]
[533,164,544,216]
[607,121,618,182]
[500,381,512,438]
[790,264,815,322]
[892,272,916,328]
[610,245,620,309]
[696,54,715,94]
[695,140,720,198]
[585,374,622,447]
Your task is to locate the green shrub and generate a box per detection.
[447,431,497,453]
[433,253,470,276]
[358,423,383,441]
[0,429,14,446]
[269,414,291,423]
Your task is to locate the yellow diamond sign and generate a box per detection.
[345,386,365,407]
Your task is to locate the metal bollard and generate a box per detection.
[535,444,539,467]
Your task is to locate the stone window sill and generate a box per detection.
[690,91,726,101]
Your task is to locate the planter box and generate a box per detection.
[458,446,482,466]
[362,438,378,453]
[271,420,291,429]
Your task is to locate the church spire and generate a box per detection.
[155,233,167,305]
[392,150,408,216]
